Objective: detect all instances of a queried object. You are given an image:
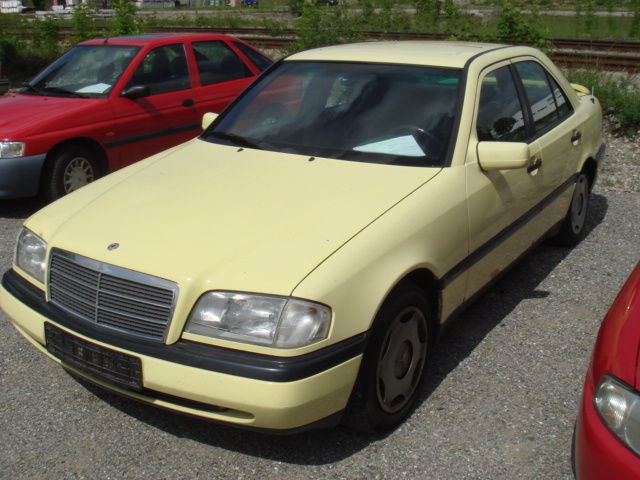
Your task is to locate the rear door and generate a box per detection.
[187,39,258,119]
[511,59,581,220]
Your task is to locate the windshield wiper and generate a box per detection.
[208,131,262,150]
[21,82,47,96]
[41,86,91,98]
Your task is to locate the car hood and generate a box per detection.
[0,93,105,139]
[28,139,441,296]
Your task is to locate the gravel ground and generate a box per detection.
[0,133,639,480]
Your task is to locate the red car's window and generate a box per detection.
[232,41,273,72]
[126,44,191,96]
[193,41,253,86]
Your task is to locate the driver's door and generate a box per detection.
[107,43,201,169]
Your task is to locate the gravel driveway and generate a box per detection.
[1,132,638,480]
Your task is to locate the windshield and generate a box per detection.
[204,61,462,166]
[23,45,140,99]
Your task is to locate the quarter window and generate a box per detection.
[476,66,526,142]
[193,41,253,86]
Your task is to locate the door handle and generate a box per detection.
[182,98,195,107]
[527,158,542,173]
[571,131,582,144]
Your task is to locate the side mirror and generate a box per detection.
[121,85,150,99]
[201,112,218,130]
[477,141,530,171]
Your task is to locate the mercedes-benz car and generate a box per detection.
[0,41,604,433]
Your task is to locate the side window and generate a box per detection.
[476,66,526,142]
[514,61,561,132]
[126,44,190,95]
[193,41,253,86]
[232,41,273,72]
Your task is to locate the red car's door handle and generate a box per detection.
[182,98,195,107]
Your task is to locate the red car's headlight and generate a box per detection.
[595,374,640,455]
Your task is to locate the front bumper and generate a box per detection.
[574,378,640,480]
[0,153,46,198]
[0,269,364,432]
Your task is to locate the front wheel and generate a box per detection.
[550,172,590,247]
[345,286,433,433]
[42,146,101,202]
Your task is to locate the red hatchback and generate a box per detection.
[0,33,272,201]
[574,261,640,479]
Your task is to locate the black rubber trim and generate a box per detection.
[595,143,606,165]
[2,269,367,383]
[439,172,579,288]
[104,122,201,149]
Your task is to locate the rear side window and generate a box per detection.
[193,41,253,86]
[476,66,526,142]
[233,41,273,72]
[514,61,566,132]
[548,74,572,119]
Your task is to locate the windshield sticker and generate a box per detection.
[354,135,425,157]
[77,83,111,94]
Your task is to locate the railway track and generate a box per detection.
[24,25,640,72]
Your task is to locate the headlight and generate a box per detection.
[594,374,640,455]
[0,141,25,158]
[15,227,47,283]
[185,291,331,348]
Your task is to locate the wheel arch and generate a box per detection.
[382,267,441,334]
[581,156,598,191]
[40,137,109,185]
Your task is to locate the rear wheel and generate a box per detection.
[42,146,100,202]
[550,172,590,247]
[345,286,433,433]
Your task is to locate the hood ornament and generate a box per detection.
[107,243,120,251]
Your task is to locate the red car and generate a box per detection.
[574,261,640,479]
[0,33,272,201]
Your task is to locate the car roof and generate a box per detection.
[80,33,237,46]
[286,41,514,69]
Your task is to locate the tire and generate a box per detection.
[550,172,590,247]
[42,146,101,202]
[345,286,433,433]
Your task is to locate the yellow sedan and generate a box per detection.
[0,41,604,433]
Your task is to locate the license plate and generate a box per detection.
[45,323,142,391]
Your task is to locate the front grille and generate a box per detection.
[48,249,178,341]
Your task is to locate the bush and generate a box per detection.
[109,0,140,36]
[287,4,364,53]
[496,2,550,50]
[568,69,640,136]
[72,2,97,41]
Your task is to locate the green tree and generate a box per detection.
[496,2,550,49]
[72,2,97,42]
[110,0,140,35]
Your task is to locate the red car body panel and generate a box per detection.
[575,262,640,479]
[0,33,271,197]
